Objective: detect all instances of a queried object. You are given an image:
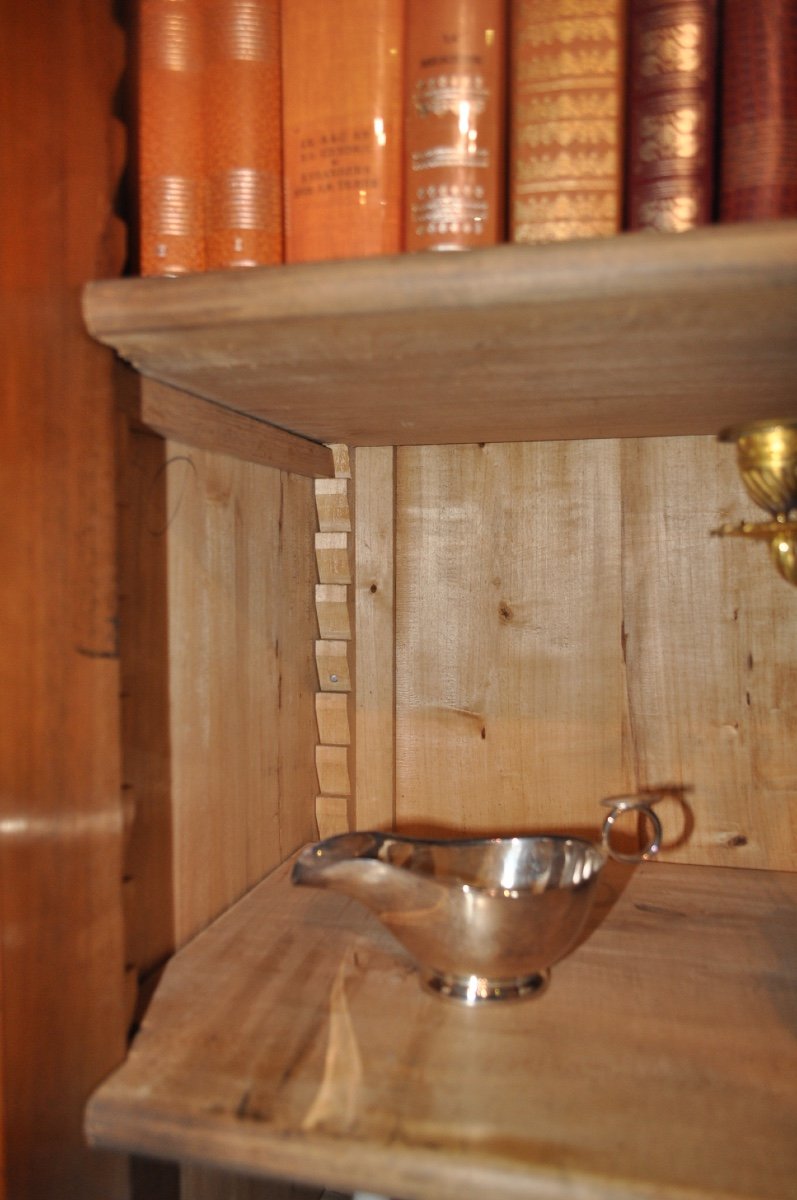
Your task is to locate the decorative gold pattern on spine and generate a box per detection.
[510,0,624,244]
[626,1,718,233]
[314,447,354,838]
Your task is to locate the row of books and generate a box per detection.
[136,0,797,275]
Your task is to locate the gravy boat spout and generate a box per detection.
[293,799,662,1005]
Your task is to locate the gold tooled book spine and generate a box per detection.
[405,0,507,252]
[510,0,625,244]
[626,0,718,233]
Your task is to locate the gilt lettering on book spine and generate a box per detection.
[405,0,507,252]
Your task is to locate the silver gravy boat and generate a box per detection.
[293,798,662,1004]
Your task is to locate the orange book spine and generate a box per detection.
[405,0,507,252]
[203,0,283,268]
[137,0,206,274]
[509,0,625,244]
[281,0,404,263]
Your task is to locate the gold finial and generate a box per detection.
[714,418,797,586]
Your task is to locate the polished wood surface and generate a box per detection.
[0,0,129,1195]
[82,221,797,446]
[394,437,797,870]
[86,854,797,1200]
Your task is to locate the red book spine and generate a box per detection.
[404,0,507,253]
[203,0,283,268]
[625,0,718,233]
[137,0,206,274]
[281,0,404,263]
[719,0,797,222]
[509,0,625,245]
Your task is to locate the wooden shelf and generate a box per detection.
[83,221,797,449]
[86,852,797,1200]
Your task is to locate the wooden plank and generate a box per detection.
[315,585,351,640]
[395,442,633,838]
[620,435,797,871]
[315,533,352,585]
[394,437,797,870]
[85,856,797,1200]
[165,447,319,947]
[315,746,351,797]
[314,797,350,840]
[354,448,396,830]
[0,1,129,1195]
[116,420,175,1022]
[315,695,351,747]
[140,379,335,478]
[82,222,797,446]
[314,479,351,533]
[315,641,352,694]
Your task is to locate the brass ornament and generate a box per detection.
[714,418,797,586]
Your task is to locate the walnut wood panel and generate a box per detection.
[394,438,797,870]
[85,854,797,1200]
[0,0,129,1194]
[163,446,319,947]
[82,221,797,447]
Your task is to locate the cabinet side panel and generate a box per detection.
[395,438,797,870]
[0,0,130,1194]
[164,447,318,947]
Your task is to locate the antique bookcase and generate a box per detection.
[80,223,797,1200]
[3,2,796,1199]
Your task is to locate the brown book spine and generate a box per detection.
[719,0,797,222]
[509,0,625,244]
[281,0,404,263]
[405,0,507,252]
[137,0,206,274]
[203,0,283,268]
[626,1,718,233]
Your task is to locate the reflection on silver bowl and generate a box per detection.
[292,799,661,1005]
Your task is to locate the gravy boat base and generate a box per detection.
[422,966,550,1005]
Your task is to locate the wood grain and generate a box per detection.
[394,438,797,869]
[164,446,319,947]
[117,419,176,1023]
[354,448,396,830]
[620,436,797,870]
[82,222,797,446]
[395,441,633,837]
[0,0,129,1195]
[140,379,335,478]
[85,854,797,1200]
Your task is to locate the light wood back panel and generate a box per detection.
[395,437,797,870]
[164,444,319,947]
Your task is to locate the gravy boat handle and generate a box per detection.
[600,797,662,864]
